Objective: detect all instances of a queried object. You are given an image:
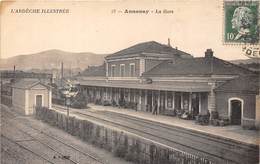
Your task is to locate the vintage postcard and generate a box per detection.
[0,0,259,164]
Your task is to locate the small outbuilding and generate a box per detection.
[12,79,52,115]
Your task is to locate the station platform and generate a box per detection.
[85,104,259,146]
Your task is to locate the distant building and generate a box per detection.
[12,79,52,115]
[77,41,259,129]
[0,70,53,84]
[1,70,53,97]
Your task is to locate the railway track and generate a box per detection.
[97,111,259,163]
[101,110,256,147]
[54,106,220,163]
[3,121,81,164]
[53,105,259,164]
[98,111,259,150]
[1,107,105,164]
[2,134,55,164]
[73,111,226,163]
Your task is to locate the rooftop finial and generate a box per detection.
[167,38,171,47]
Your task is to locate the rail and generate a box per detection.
[1,106,105,164]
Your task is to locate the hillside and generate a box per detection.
[230,58,259,65]
[0,49,106,70]
[230,58,260,72]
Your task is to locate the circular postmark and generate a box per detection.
[242,45,260,58]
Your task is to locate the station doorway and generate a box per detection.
[230,99,242,125]
[36,95,43,107]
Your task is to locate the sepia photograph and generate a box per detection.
[0,0,259,164]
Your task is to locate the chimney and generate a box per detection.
[167,38,171,47]
[61,62,64,79]
[13,65,16,81]
[205,49,213,58]
[205,49,214,74]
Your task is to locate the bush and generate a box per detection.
[125,141,141,163]
[113,144,127,158]
[124,144,135,161]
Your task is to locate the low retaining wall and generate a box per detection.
[35,107,213,164]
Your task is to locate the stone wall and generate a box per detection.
[35,107,213,164]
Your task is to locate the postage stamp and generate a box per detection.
[224,0,259,44]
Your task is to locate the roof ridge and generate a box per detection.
[106,41,158,58]
[105,40,193,59]
[12,79,47,89]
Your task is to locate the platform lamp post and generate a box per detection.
[64,90,77,131]
[65,95,71,117]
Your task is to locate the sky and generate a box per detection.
[0,0,256,60]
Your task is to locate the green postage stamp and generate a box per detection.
[224,0,259,44]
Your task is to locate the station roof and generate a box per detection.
[78,79,211,92]
[12,79,50,89]
[77,41,257,93]
[142,57,255,77]
[105,41,192,60]
[215,75,259,93]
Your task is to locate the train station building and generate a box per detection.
[77,41,259,129]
